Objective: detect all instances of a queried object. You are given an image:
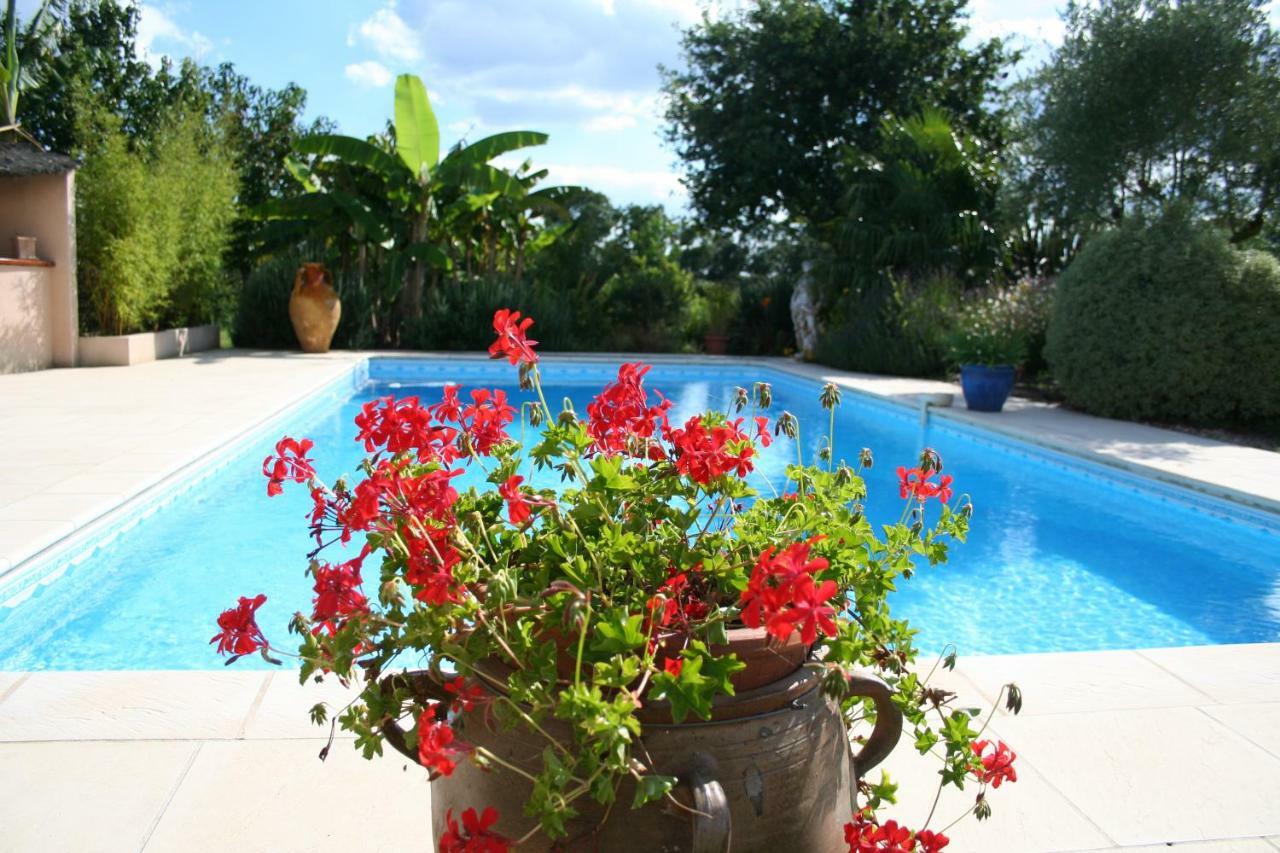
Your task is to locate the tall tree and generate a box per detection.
[661,0,1015,230]
[1030,0,1280,241]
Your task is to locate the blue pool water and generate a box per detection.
[1,358,1278,670]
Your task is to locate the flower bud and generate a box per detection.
[919,447,942,474]
[518,362,535,391]
[974,793,992,821]
[835,463,853,486]
[819,382,841,411]
[754,381,773,410]
[775,411,798,439]
[528,403,544,427]
[818,445,831,463]
[733,386,749,413]
[859,448,873,469]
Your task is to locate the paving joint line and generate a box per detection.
[137,740,203,853]
[1132,649,1221,704]
[1192,704,1280,763]
[0,672,30,707]
[236,672,276,739]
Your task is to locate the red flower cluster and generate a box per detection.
[646,568,710,631]
[739,541,839,644]
[585,362,672,457]
[262,437,315,497]
[444,676,487,713]
[844,813,949,852]
[355,396,460,463]
[211,594,269,656]
[665,415,756,484]
[418,704,470,777]
[439,806,509,852]
[896,467,954,504]
[461,389,516,455]
[488,309,538,366]
[972,739,1017,788]
[310,548,370,635]
[498,475,532,525]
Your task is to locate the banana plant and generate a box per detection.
[276,74,550,320]
[1,0,64,130]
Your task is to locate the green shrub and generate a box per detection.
[729,274,794,356]
[598,257,698,351]
[77,109,236,335]
[405,277,586,352]
[815,272,959,377]
[1045,212,1280,428]
[947,284,1033,367]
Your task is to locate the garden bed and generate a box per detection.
[78,324,220,367]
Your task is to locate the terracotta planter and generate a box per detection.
[381,665,903,852]
[704,332,729,355]
[288,263,341,353]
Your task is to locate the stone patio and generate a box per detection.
[1,350,1278,851]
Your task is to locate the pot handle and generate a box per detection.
[686,752,731,853]
[845,671,903,777]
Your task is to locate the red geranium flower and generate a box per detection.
[498,475,532,525]
[262,436,315,496]
[666,414,756,484]
[663,657,683,677]
[934,474,954,504]
[418,705,470,777]
[210,594,269,656]
[488,308,538,366]
[310,548,370,635]
[444,676,487,713]
[462,389,516,455]
[972,739,1018,788]
[585,362,672,457]
[915,829,950,852]
[740,541,837,643]
[439,806,509,852]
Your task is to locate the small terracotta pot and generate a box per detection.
[704,332,729,355]
[288,263,341,353]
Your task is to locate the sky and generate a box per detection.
[30,0,1080,208]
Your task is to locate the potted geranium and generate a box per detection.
[216,309,1021,852]
[947,289,1029,413]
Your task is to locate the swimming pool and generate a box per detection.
[1,357,1278,670]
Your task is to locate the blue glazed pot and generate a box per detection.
[959,364,1015,412]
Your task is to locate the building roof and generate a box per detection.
[0,139,77,177]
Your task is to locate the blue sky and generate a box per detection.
[37,1,1078,208]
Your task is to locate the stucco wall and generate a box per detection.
[0,265,53,371]
[0,172,77,371]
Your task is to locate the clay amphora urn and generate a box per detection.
[289,262,341,353]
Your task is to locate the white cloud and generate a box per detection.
[584,114,638,132]
[971,15,1066,44]
[350,4,424,65]
[136,4,213,66]
[345,60,395,88]
[507,160,686,203]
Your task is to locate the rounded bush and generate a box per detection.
[1045,213,1280,428]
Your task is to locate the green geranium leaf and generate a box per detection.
[632,774,678,808]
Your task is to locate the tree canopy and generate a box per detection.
[1028,0,1280,241]
[661,0,1015,230]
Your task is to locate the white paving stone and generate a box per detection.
[1139,644,1280,704]
[958,649,1213,716]
[990,707,1280,846]
[0,670,267,741]
[0,740,198,853]
[875,732,1114,853]
[240,671,367,739]
[1077,840,1277,852]
[142,739,430,853]
[1199,702,1280,759]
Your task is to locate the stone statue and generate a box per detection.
[790,260,820,360]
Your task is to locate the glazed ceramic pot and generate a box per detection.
[959,364,1015,412]
[381,663,902,853]
[288,263,341,353]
